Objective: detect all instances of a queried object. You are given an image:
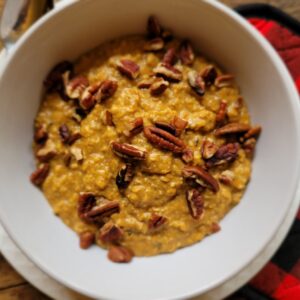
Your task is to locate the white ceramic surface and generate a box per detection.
[0,0,299,299]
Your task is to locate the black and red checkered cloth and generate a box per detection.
[228,5,300,300]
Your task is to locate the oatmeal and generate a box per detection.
[30,16,261,262]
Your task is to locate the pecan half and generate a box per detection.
[105,111,114,126]
[148,213,167,231]
[30,163,50,186]
[214,74,235,88]
[34,125,48,145]
[182,165,219,193]
[111,142,147,161]
[144,126,186,153]
[215,100,228,126]
[79,231,95,249]
[117,60,140,79]
[162,47,177,65]
[214,123,250,136]
[99,222,123,244]
[219,170,234,185]
[116,163,135,189]
[186,189,204,219]
[79,83,100,110]
[244,126,262,139]
[147,16,162,38]
[154,121,176,136]
[201,139,218,159]
[63,73,89,99]
[44,61,73,92]
[188,71,205,96]
[206,143,239,168]
[108,246,133,263]
[150,78,169,96]
[154,63,182,82]
[128,117,144,137]
[137,78,155,89]
[182,149,194,163]
[59,124,71,144]
[179,40,194,65]
[200,65,217,87]
[144,37,164,51]
[78,193,120,225]
[171,116,188,136]
[94,80,118,102]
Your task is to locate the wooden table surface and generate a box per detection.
[0,0,299,299]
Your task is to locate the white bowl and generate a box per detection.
[0,0,300,299]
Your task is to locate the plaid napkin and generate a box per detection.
[228,5,300,300]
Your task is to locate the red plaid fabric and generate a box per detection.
[228,17,300,300]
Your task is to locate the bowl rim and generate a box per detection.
[0,0,300,299]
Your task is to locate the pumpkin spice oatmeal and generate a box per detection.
[30,16,261,263]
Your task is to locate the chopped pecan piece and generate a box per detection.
[128,118,144,137]
[105,111,114,126]
[111,142,146,161]
[137,78,155,89]
[94,80,118,102]
[214,74,235,88]
[201,139,218,159]
[144,126,186,153]
[243,138,257,156]
[116,163,135,189]
[244,126,262,139]
[144,37,164,51]
[182,165,219,193]
[79,231,95,249]
[162,47,177,65]
[117,60,140,79]
[78,193,120,225]
[79,83,100,110]
[188,71,205,96]
[108,246,133,263]
[34,125,48,145]
[206,143,239,168]
[154,63,182,82]
[211,223,221,233]
[200,65,217,87]
[70,147,84,162]
[44,60,73,92]
[147,16,162,38]
[186,189,204,219]
[36,146,56,162]
[216,100,228,126]
[161,29,173,42]
[214,123,250,136]
[179,40,194,65]
[182,149,194,163]
[154,121,176,136]
[171,116,188,136]
[219,170,234,185]
[148,213,167,231]
[150,78,169,96]
[99,222,124,244]
[63,72,89,99]
[30,163,50,186]
[67,132,81,145]
[59,124,71,144]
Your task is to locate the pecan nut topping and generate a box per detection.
[214,123,251,136]
[105,111,115,126]
[154,121,176,136]
[99,222,124,244]
[117,59,140,79]
[214,74,235,88]
[201,139,218,159]
[111,142,147,161]
[243,138,257,156]
[44,60,73,92]
[186,189,204,219]
[116,163,135,189]
[67,132,82,145]
[244,125,262,140]
[211,223,221,233]
[215,100,228,126]
[188,71,205,96]
[182,148,194,163]
[137,78,155,89]
[200,65,217,87]
[78,193,120,225]
[147,16,162,38]
[205,143,239,168]
[63,72,89,99]
[182,165,219,193]
[127,117,144,137]
[79,83,100,110]
[34,125,48,145]
[171,116,188,136]
[162,47,177,65]
[179,40,195,65]
[108,245,133,263]
[36,145,56,162]
[94,80,118,102]
[144,126,186,153]
[144,37,164,52]
[150,78,169,96]
[148,213,167,231]
[59,124,71,144]
[219,170,234,185]
[30,163,50,186]
[154,63,182,82]
[79,231,95,249]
